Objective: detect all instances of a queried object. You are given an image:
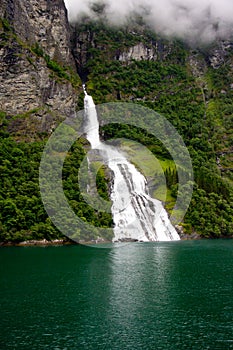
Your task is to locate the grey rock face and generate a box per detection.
[1,0,74,64]
[208,40,233,69]
[118,41,172,62]
[0,45,75,117]
[118,43,155,61]
[0,0,79,133]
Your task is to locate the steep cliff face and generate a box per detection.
[72,20,233,183]
[71,22,185,80]
[0,5,233,241]
[0,0,80,136]
[118,41,177,62]
[1,0,73,63]
[207,40,233,69]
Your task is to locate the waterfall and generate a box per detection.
[84,87,100,149]
[83,87,180,242]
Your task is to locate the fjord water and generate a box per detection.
[1,240,233,349]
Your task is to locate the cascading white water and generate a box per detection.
[83,87,180,242]
[83,87,101,149]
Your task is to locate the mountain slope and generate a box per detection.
[0,0,82,243]
[0,0,81,138]
[0,2,233,242]
[72,19,233,237]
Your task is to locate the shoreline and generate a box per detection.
[0,235,200,247]
[0,239,77,247]
[1,235,232,247]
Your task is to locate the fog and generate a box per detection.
[64,0,233,43]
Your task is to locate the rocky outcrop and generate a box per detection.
[0,0,80,134]
[118,41,173,62]
[187,51,207,78]
[0,43,76,117]
[71,28,94,80]
[118,43,155,61]
[1,0,74,64]
[208,40,233,69]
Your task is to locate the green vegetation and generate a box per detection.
[0,136,113,243]
[62,142,113,233]
[1,17,233,241]
[0,137,54,242]
[0,18,14,48]
[31,43,80,87]
[75,20,233,238]
[0,18,81,89]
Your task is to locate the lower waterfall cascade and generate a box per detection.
[83,88,180,242]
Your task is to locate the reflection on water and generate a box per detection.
[107,243,180,348]
[0,241,233,349]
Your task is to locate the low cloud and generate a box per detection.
[64,0,233,43]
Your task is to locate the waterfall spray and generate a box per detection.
[83,89,180,242]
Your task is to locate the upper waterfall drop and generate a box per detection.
[84,91,101,149]
[83,89,180,242]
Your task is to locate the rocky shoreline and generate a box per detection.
[0,239,76,247]
[0,235,200,247]
[175,225,202,240]
[1,233,232,247]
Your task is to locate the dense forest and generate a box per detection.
[0,15,233,243]
[75,20,233,238]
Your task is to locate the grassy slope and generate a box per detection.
[75,20,233,237]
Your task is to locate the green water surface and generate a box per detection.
[0,240,233,349]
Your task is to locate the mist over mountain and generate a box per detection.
[64,0,233,44]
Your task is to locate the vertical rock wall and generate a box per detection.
[0,0,80,134]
